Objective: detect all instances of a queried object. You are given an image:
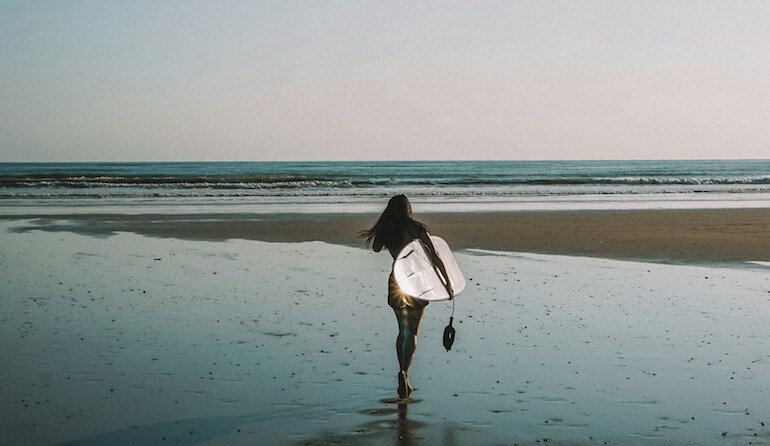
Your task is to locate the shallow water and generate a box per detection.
[2,222,770,445]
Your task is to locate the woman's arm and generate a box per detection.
[417,231,454,298]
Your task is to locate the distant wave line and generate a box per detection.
[2,175,770,189]
[4,187,770,200]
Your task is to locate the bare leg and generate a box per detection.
[387,272,427,398]
[394,304,426,397]
[395,305,424,371]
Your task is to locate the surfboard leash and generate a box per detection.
[443,299,456,352]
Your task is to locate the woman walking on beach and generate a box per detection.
[363,195,451,398]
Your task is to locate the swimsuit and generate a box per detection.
[388,271,428,310]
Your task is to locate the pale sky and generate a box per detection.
[1,1,769,161]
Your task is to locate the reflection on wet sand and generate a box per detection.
[299,398,481,446]
[302,401,432,446]
[54,401,475,446]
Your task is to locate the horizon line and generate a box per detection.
[2,158,769,164]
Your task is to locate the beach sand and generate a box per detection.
[5,208,770,263]
[2,212,770,445]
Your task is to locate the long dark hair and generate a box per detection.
[361,194,427,251]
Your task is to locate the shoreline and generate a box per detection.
[4,207,770,263]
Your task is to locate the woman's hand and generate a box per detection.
[445,282,454,300]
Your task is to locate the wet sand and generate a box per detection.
[2,218,770,445]
[5,207,770,263]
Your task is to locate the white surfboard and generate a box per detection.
[393,236,466,301]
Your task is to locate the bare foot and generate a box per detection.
[397,371,408,398]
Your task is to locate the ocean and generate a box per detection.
[1,160,769,213]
